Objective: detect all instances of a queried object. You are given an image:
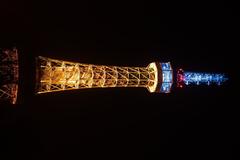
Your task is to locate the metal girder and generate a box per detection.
[36,56,159,94]
[0,48,18,104]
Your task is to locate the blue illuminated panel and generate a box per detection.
[184,72,228,86]
[160,62,173,93]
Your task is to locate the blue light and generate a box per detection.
[184,72,228,86]
[161,63,171,70]
[160,62,173,93]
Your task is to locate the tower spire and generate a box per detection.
[177,69,228,88]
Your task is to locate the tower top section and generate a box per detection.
[177,69,228,88]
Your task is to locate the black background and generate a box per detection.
[0,0,238,159]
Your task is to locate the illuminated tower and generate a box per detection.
[35,56,173,94]
[0,48,19,104]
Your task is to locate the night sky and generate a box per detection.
[0,0,238,159]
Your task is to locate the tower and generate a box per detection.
[0,48,19,104]
[35,56,173,94]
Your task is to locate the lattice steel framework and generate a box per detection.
[36,56,166,94]
[0,48,19,104]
